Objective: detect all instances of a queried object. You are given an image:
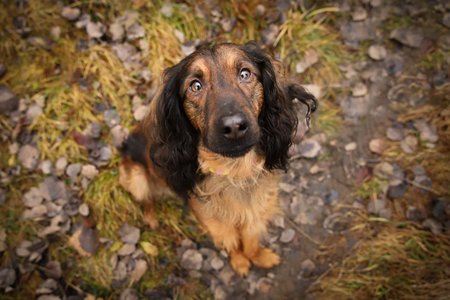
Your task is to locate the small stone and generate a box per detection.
[324,190,339,205]
[218,265,235,285]
[213,286,226,300]
[99,146,112,161]
[352,82,368,97]
[66,163,81,178]
[118,223,140,244]
[78,203,89,216]
[18,145,39,170]
[255,4,266,17]
[443,13,450,28]
[160,2,173,17]
[0,268,16,289]
[39,177,68,201]
[50,26,61,40]
[388,182,408,199]
[369,138,385,154]
[261,24,279,46]
[323,212,349,233]
[173,29,185,43]
[257,278,272,294]
[373,161,394,179]
[386,126,404,141]
[422,218,442,234]
[278,182,296,193]
[110,22,125,41]
[181,249,203,270]
[23,205,48,220]
[368,44,387,60]
[298,259,316,278]
[118,243,136,256]
[414,119,438,143]
[55,157,68,174]
[181,41,196,56]
[280,228,295,243]
[295,49,319,74]
[22,187,44,208]
[43,261,62,279]
[111,125,129,148]
[120,288,139,300]
[390,27,423,48]
[345,142,357,151]
[86,21,105,39]
[61,7,81,21]
[370,0,382,7]
[103,109,120,128]
[81,164,98,179]
[133,105,149,121]
[352,7,367,21]
[26,104,43,123]
[272,215,285,228]
[291,196,324,225]
[220,17,236,32]
[400,135,418,154]
[40,160,52,175]
[432,199,448,222]
[210,256,224,271]
[127,23,145,40]
[406,206,427,222]
[297,138,321,158]
[79,228,99,255]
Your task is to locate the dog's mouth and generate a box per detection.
[218,143,255,158]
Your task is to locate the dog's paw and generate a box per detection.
[230,252,251,277]
[144,212,159,229]
[251,248,280,269]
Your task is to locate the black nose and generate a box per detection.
[221,115,248,139]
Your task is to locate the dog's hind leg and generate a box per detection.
[119,160,159,229]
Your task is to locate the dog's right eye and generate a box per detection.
[190,80,202,92]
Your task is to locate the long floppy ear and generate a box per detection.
[149,60,201,200]
[241,43,300,170]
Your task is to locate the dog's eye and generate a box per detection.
[190,80,202,92]
[240,68,251,80]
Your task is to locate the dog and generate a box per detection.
[119,42,317,276]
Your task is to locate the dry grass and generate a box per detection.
[312,212,450,300]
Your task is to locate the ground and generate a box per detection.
[0,0,449,299]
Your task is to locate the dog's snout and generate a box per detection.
[222,115,248,139]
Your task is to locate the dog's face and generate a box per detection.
[181,45,263,157]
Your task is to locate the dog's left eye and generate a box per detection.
[190,80,202,92]
[239,68,251,80]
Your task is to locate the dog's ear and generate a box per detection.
[240,43,298,170]
[149,59,201,200]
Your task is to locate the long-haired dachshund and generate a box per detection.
[119,42,317,276]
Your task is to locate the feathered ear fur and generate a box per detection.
[241,43,302,171]
[149,59,201,200]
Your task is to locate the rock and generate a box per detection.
[390,27,423,48]
[386,126,404,141]
[278,182,296,193]
[352,82,368,97]
[127,23,145,40]
[443,13,450,28]
[43,261,62,279]
[345,142,357,151]
[86,21,105,39]
[324,190,339,205]
[103,109,120,128]
[133,105,149,121]
[340,95,370,118]
[298,259,316,278]
[414,119,438,143]
[291,196,324,225]
[438,34,450,51]
[369,138,385,154]
[40,160,52,175]
[324,212,350,233]
[352,7,367,21]
[220,17,236,32]
[295,49,319,74]
[22,205,48,220]
[368,44,387,60]
[432,199,448,222]
[387,182,408,199]
[297,139,321,158]
[75,13,91,29]
[39,177,68,201]
[210,256,224,271]
[218,265,235,286]
[118,243,136,256]
[23,187,43,208]
[280,228,295,243]
[181,249,203,270]
[18,145,39,170]
[422,218,442,234]
[25,104,43,123]
[340,20,376,44]
[78,203,89,216]
[61,7,81,21]
[0,268,16,289]
[55,157,68,174]
[261,24,279,46]
[78,227,99,255]
[120,288,139,300]
[118,223,140,244]
[373,161,394,180]
[213,285,227,300]
[370,0,382,7]
[406,206,427,222]
[99,146,112,161]
[400,135,418,154]
[272,215,285,228]
[50,26,61,40]
[110,22,125,41]
[81,164,98,179]
[111,125,129,148]
[66,163,81,178]
[160,2,173,17]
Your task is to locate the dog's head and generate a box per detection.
[150,42,317,198]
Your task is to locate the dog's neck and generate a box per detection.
[198,147,265,179]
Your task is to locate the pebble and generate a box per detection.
[390,27,423,48]
[111,125,129,148]
[345,142,357,151]
[23,205,48,220]
[368,44,387,60]
[432,199,448,222]
[386,126,404,141]
[81,164,98,179]
[22,187,43,208]
[126,23,145,40]
[297,138,321,158]
[340,96,370,118]
[213,285,226,300]
[352,82,368,97]
[387,182,408,198]
[413,119,438,143]
[99,146,113,161]
[55,157,68,174]
[133,105,149,121]
[443,13,450,28]
[272,215,285,228]
[120,288,139,300]
[78,203,89,216]
[181,249,203,271]
[291,196,324,225]
[261,24,279,46]
[323,212,349,233]
[118,243,136,256]
[278,182,296,193]
[369,138,385,154]
[295,49,319,74]
[298,259,316,278]
[75,13,91,29]
[279,228,295,243]
[104,109,121,128]
[61,7,81,21]
[210,256,224,271]
[110,22,125,41]
[160,2,173,17]
[25,104,43,123]
[400,135,418,154]
[18,145,40,170]
[40,160,52,175]
[66,163,81,178]
[118,223,140,244]
[422,218,442,234]
[406,206,427,222]
[43,261,62,279]
[352,7,367,21]
[220,17,237,32]
[370,0,382,7]
[79,228,99,255]
[86,21,105,39]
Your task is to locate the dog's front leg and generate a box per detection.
[241,226,280,269]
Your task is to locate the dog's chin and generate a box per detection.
[206,143,255,158]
